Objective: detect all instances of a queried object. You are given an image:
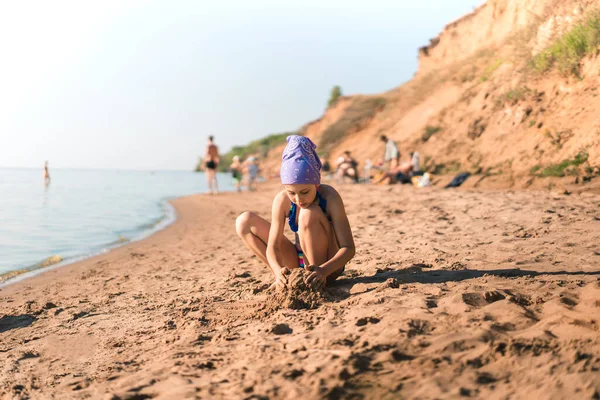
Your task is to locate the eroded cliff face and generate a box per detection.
[418,0,600,73]
[260,0,600,190]
[418,0,554,76]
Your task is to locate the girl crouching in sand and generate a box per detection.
[236,135,355,290]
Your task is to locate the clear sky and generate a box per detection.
[0,0,484,170]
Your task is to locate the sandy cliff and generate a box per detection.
[260,0,600,191]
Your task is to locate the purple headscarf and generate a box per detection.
[280,135,322,185]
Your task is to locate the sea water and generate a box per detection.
[0,168,235,281]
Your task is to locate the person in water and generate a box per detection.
[43,161,51,185]
[235,135,355,290]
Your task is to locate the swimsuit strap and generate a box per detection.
[288,190,328,233]
[316,190,327,213]
[288,202,299,232]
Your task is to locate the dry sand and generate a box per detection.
[1,181,600,399]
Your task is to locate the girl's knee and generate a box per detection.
[235,211,254,236]
[298,206,327,231]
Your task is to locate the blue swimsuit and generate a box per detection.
[288,191,329,268]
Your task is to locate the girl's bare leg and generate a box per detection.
[235,212,298,271]
[297,204,343,285]
[297,204,331,267]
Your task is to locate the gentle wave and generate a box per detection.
[0,199,177,286]
[0,169,235,285]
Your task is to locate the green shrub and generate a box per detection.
[531,11,600,76]
[480,59,504,82]
[328,86,343,107]
[428,160,461,175]
[506,87,529,102]
[422,125,442,142]
[319,96,386,154]
[535,151,589,177]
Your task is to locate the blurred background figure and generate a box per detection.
[43,161,51,185]
[364,159,372,183]
[380,135,400,170]
[204,135,220,194]
[244,155,260,191]
[229,155,243,192]
[321,157,332,180]
[410,151,421,174]
[335,151,359,183]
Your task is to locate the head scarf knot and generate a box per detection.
[280,135,322,185]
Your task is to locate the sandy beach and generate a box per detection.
[1,181,600,399]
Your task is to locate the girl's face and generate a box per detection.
[284,184,317,208]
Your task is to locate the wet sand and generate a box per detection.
[1,182,600,399]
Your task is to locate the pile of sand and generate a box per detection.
[262,269,330,313]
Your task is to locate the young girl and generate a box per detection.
[235,135,355,290]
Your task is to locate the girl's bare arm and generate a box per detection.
[320,190,355,276]
[266,191,289,274]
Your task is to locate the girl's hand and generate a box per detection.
[274,267,290,290]
[304,265,326,288]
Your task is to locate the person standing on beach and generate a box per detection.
[43,161,51,185]
[235,135,355,290]
[229,155,243,192]
[380,135,400,170]
[244,156,260,191]
[204,136,220,194]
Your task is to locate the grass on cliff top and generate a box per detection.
[531,10,600,76]
[318,96,387,154]
[196,132,292,172]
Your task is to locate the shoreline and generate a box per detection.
[1,183,599,399]
[0,199,179,288]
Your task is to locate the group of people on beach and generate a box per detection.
[321,135,423,185]
[229,154,261,192]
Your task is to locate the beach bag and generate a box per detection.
[412,173,431,188]
[445,172,470,188]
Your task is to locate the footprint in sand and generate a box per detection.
[425,298,438,308]
[476,372,497,385]
[356,317,380,327]
[462,290,507,308]
[559,295,578,308]
[0,314,37,333]
[282,369,304,380]
[405,319,432,337]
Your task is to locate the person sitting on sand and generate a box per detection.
[373,152,420,185]
[236,135,355,290]
[335,151,359,183]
